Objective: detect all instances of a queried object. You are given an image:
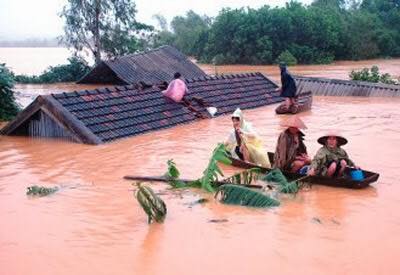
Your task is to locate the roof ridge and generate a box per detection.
[294,75,400,90]
[105,45,177,62]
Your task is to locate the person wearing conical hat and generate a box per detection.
[308,132,358,177]
[224,108,270,168]
[273,116,310,173]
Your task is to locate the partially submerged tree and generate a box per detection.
[0,64,19,121]
[60,0,153,64]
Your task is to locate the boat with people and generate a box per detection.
[227,153,379,189]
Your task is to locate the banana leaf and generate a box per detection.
[135,183,167,223]
[216,184,280,208]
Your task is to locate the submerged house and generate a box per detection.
[1,73,283,144]
[77,45,207,85]
[295,76,400,97]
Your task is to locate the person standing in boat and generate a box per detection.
[224,108,270,168]
[273,116,310,173]
[308,132,359,177]
[276,63,297,110]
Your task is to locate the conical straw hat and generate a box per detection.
[280,116,307,129]
[317,131,348,146]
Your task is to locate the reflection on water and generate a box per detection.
[1,97,400,275]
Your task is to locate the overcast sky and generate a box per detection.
[0,0,313,40]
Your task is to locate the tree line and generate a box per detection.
[153,0,400,65]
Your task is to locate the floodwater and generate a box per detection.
[201,59,400,83]
[1,48,400,274]
[1,96,400,275]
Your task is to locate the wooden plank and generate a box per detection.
[0,97,42,135]
[41,95,103,144]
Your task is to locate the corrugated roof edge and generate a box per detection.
[294,75,400,90]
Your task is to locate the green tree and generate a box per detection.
[151,14,176,48]
[15,57,90,84]
[60,0,152,64]
[0,64,19,121]
[276,50,298,65]
[170,10,211,56]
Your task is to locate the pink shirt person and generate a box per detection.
[162,73,187,102]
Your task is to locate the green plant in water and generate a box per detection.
[198,143,232,192]
[262,169,299,194]
[164,159,186,188]
[135,183,167,224]
[215,184,280,208]
[26,185,59,196]
[223,168,264,186]
[349,66,398,85]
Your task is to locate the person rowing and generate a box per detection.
[275,62,297,110]
[308,131,359,178]
[273,116,311,173]
[224,108,270,168]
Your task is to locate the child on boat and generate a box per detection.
[224,108,270,168]
[308,132,359,177]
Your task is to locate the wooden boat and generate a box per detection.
[275,91,313,114]
[227,152,379,189]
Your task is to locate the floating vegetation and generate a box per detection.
[135,183,167,224]
[215,184,280,208]
[198,143,232,192]
[208,218,229,223]
[223,168,263,186]
[164,159,186,188]
[26,185,59,196]
[262,169,299,194]
[186,198,209,208]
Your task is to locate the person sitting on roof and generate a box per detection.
[275,63,297,110]
[162,72,187,102]
[162,72,213,119]
[273,116,310,173]
[224,108,270,168]
[307,132,359,178]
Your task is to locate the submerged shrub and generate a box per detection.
[276,50,298,66]
[350,66,398,85]
[0,63,20,121]
[26,185,59,196]
[15,56,90,84]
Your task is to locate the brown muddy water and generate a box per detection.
[1,49,400,274]
[201,58,400,83]
[1,96,400,275]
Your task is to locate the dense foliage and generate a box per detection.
[349,66,399,84]
[14,57,90,84]
[154,0,400,65]
[0,64,19,121]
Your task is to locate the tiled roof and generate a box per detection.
[295,76,400,97]
[185,73,281,116]
[52,86,198,142]
[3,73,282,144]
[78,45,207,84]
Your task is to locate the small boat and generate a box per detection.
[227,152,379,189]
[275,91,313,114]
